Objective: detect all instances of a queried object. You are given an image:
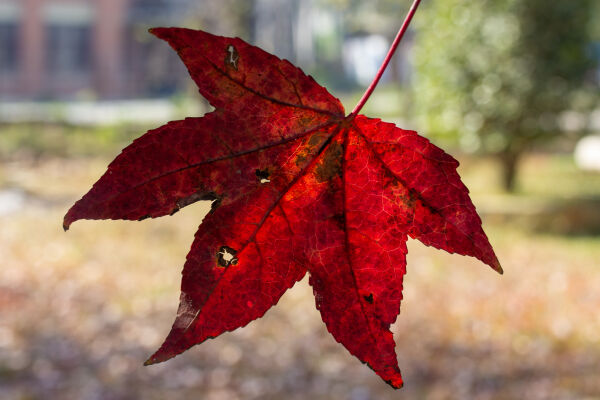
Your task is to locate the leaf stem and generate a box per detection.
[350,0,422,116]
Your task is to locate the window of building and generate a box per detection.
[0,1,20,74]
[43,3,93,75]
[0,22,19,73]
[45,24,91,74]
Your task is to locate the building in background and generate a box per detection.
[0,0,411,101]
[0,0,194,101]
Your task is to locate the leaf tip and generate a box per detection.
[63,212,76,231]
[144,345,176,366]
[143,357,155,366]
[144,350,170,366]
[148,27,183,42]
[378,371,403,389]
[488,254,503,275]
[62,214,73,231]
[363,360,404,389]
[494,262,504,275]
[148,27,168,39]
[386,378,404,390]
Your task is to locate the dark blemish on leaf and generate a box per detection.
[255,169,270,183]
[138,214,151,221]
[210,195,222,213]
[364,293,374,304]
[177,192,213,208]
[315,142,343,182]
[314,293,324,308]
[332,213,345,229]
[308,134,322,146]
[299,115,314,127]
[295,154,307,167]
[217,245,238,267]
[171,192,220,215]
[210,196,222,213]
[400,189,417,208]
[225,44,239,70]
[384,168,397,183]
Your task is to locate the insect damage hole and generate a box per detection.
[217,245,238,267]
[225,44,239,69]
[255,169,271,184]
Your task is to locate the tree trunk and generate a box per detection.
[499,151,519,192]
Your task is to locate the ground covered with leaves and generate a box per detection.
[1,155,600,399]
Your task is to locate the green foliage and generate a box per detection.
[0,123,145,160]
[318,0,412,35]
[413,0,597,159]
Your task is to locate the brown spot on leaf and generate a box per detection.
[308,134,322,146]
[364,293,374,304]
[400,190,417,209]
[295,154,307,167]
[315,142,343,182]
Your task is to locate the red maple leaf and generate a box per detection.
[64,7,501,389]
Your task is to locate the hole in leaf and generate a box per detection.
[217,245,238,267]
[225,44,239,69]
[255,169,270,184]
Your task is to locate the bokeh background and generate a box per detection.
[1,0,600,399]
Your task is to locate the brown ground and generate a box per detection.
[1,156,599,399]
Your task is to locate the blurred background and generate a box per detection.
[1,0,600,399]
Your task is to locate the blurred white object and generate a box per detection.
[0,188,25,216]
[0,99,198,126]
[343,35,389,86]
[574,135,600,171]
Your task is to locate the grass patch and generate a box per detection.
[0,123,150,160]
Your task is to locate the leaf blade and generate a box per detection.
[64,111,339,229]
[353,116,501,273]
[65,28,502,389]
[280,132,406,388]
[149,27,345,116]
